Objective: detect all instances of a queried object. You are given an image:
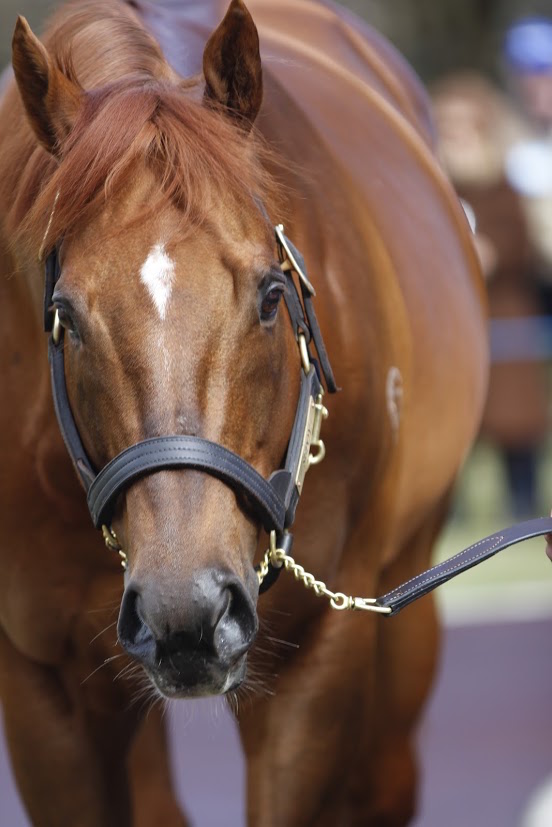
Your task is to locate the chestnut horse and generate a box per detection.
[0,0,487,825]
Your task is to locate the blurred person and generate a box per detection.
[504,18,552,551]
[433,73,549,518]
[504,16,552,307]
[506,16,552,128]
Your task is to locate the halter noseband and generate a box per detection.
[44,224,337,591]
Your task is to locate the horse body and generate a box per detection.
[0,1,487,825]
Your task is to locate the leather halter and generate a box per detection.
[44,225,336,591]
[43,225,552,612]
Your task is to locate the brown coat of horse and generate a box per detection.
[0,1,487,825]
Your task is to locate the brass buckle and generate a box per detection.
[295,392,328,493]
[310,397,328,466]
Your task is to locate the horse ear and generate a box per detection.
[12,16,81,155]
[202,0,263,129]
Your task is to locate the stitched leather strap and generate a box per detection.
[376,517,552,615]
[87,436,288,531]
[51,311,321,535]
[277,230,338,393]
[49,339,96,489]
[280,232,337,393]
[86,366,321,530]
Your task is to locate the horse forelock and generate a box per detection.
[23,83,276,256]
[2,0,279,261]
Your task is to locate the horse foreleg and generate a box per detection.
[238,605,381,827]
[129,703,189,827]
[346,501,448,826]
[0,627,132,827]
[346,596,439,826]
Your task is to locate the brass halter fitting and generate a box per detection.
[102,525,128,570]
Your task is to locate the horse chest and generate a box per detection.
[0,516,120,665]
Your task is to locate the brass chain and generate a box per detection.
[257,531,392,614]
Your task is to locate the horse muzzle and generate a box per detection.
[117,567,258,697]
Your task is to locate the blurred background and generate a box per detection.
[1,1,551,825]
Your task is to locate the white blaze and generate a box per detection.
[140,243,175,320]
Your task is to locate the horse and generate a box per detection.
[0,0,488,824]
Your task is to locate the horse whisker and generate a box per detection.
[265,635,299,649]
[113,661,143,683]
[81,654,123,685]
[89,620,118,645]
[85,600,121,615]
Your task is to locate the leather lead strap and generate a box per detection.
[376,517,552,615]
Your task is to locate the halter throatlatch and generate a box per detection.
[45,223,336,590]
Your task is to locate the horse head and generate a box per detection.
[12,0,300,697]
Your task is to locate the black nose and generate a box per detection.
[117,569,258,671]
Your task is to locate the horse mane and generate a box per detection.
[1,0,277,260]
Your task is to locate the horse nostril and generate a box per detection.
[117,572,257,672]
[118,587,140,644]
[213,580,258,662]
[118,586,155,661]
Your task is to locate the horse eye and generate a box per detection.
[260,286,284,322]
